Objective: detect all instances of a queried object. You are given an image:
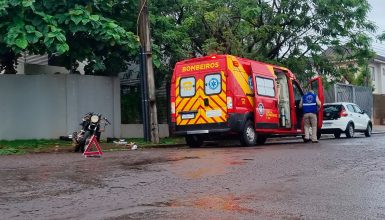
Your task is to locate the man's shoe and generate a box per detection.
[312,140,318,143]
[304,139,311,143]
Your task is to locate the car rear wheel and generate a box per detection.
[240,120,257,146]
[185,135,203,148]
[334,132,341,139]
[345,123,354,138]
[365,123,372,137]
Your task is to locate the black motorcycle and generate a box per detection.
[73,112,111,152]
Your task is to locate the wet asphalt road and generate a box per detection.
[1,134,385,220]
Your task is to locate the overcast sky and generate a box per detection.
[368,0,385,55]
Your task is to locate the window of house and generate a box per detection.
[370,66,375,81]
[256,76,275,97]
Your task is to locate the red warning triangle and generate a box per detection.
[83,135,104,157]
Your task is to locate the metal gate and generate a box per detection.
[324,83,373,117]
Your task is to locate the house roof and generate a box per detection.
[374,54,385,63]
[324,46,385,64]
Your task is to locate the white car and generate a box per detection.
[321,102,372,138]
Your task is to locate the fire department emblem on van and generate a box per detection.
[258,103,265,116]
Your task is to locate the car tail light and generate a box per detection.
[339,106,348,117]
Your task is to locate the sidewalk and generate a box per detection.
[373,125,385,134]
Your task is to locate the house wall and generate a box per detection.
[0,75,121,140]
[370,60,385,94]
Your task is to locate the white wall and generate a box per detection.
[371,60,385,94]
[0,75,121,140]
[380,64,385,94]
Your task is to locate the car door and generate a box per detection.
[346,104,361,129]
[352,104,367,129]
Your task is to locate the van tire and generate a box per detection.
[256,135,267,145]
[185,135,203,148]
[345,123,354,138]
[240,120,257,146]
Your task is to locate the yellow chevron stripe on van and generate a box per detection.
[226,56,254,105]
[176,76,226,125]
[267,65,277,78]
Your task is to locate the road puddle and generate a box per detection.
[168,195,254,213]
[168,150,248,179]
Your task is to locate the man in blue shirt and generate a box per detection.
[300,89,321,143]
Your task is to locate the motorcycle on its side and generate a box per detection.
[72,112,111,152]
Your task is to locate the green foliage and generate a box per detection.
[0,139,72,155]
[0,0,139,75]
[0,0,376,83]
[150,0,375,84]
[379,33,385,41]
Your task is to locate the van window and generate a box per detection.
[205,73,221,95]
[256,76,275,97]
[292,81,303,101]
[180,77,196,97]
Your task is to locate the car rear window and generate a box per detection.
[323,104,342,120]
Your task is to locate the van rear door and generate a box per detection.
[252,64,279,130]
[308,76,324,130]
[175,58,227,128]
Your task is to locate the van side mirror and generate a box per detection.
[361,110,366,114]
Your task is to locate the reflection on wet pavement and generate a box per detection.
[168,150,249,179]
[1,136,385,219]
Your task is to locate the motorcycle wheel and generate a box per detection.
[81,132,92,153]
[72,132,82,152]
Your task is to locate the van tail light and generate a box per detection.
[227,96,233,109]
[339,106,348,117]
[171,102,176,114]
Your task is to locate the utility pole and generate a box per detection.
[138,0,160,143]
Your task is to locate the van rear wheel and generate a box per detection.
[185,135,203,148]
[256,135,267,145]
[240,120,257,146]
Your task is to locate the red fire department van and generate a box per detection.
[170,54,324,147]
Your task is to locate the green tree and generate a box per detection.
[0,0,138,75]
[150,0,375,84]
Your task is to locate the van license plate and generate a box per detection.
[181,113,195,119]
